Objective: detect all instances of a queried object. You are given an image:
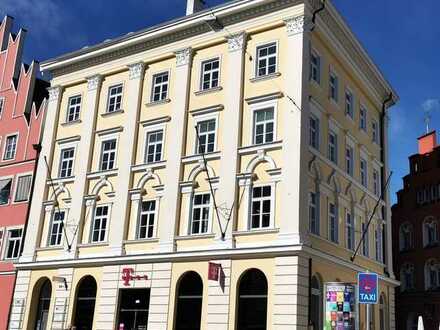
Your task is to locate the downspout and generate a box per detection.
[310,0,326,32]
[380,93,393,277]
[7,143,41,329]
[308,258,312,328]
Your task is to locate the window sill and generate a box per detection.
[101,109,124,117]
[233,228,279,236]
[250,72,281,83]
[176,233,216,240]
[87,168,118,179]
[182,151,221,164]
[145,98,171,107]
[238,140,283,155]
[46,176,75,185]
[123,238,159,244]
[61,119,82,126]
[77,242,109,248]
[36,245,64,252]
[131,160,167,173]
[194,86,223,96]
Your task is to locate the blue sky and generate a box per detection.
[1,0,439,202]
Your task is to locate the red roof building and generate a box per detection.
[0,16,47,329]
[392,130,440,330]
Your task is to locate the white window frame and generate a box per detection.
[375,225,383,263]
[345,145,354,176]
[310,48,321,84]
[249,183,275,230]
[3,132,19,161]
[329,69,338,102]
[309,114,320,149]
[249,99,278,146]
[0,175,13,206]
[346,210,355,251]
[360,157,368,188]
[362,221,369,257]
[328,130,338,164]
[359,105,367,132]
[137,198,158,239]
[3,227,23,260]
[66,94,82,123]
[199,56,221,91]
[255,41,278,78]
[90,204,111,243]
[194,114,218,154]
[189,192,212,235]
[99,134,119,171]
[144,129,164,164]
[328,202,338,243]
[58,146,76,178]
[150,70,170,103]
[373,168,380,197]
[48,209,66,247]
[372,119,380,144]
[345,88,354,119]
[141,122,167,165]
[309,191,319,235]
[0,97,5,119]
[13,172,33,203]
[106,83,124,113]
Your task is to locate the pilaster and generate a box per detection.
[108,62,145,256]
[20,86,63,263]
[158,48,193,252]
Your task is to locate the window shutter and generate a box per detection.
[15,175,32,202]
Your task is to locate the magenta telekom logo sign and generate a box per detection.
[121,268,149,286]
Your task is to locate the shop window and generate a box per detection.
[33,279,52,330]
[117,288,150,330]
[73,276,97,330]
[174,271,203,330]
[237,268,268,330]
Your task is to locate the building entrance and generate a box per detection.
[117,288,150,330]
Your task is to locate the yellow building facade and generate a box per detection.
[9,0,399,329]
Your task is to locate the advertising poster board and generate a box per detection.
[324,282,358,330]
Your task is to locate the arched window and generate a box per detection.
[310,275,323,329]
[379,294,388,330]
[400,263,415,292]
[33,279,52,330]
[174,271,203,330]
[424,259,440,290]
[237,268,268,330]
[399,222,413,251]
[73,276,97,330]
[423,218,438,247]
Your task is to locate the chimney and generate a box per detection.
[418,130,437,155]
[186,0,205,15]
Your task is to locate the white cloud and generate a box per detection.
[422,98,440,113]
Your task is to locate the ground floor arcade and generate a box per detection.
[9,252,397,330]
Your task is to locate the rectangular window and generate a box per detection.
[359,106,367,131]
[59,148,75,178]
[309,115,319,149]
[0,97,4,117]
[253,108,274,145]
[345,146,354,176]
[91,205,109,243]
[14,175,32,202]
[49,211,65,246]
[328,131,338,164]
[5,228,22,259]
[329,203,338,243]
[3,134,18,160]
[256,43,277,77]
[309,192,319,235]
[362,222,369,257]
[201,58,220,90]
[66,95,82,122]
[372,120,379,144]
[151,72,169,102]
[191,193,210,234]
[100,139,117,171]
[107,84,123,113]
[375,227,383,262]
[145,130,163,163]
[310,50,321,84]
[0,178,12,205]
[345,89,354,119]
[251,186,272,230]
[360,158,368,188]
[138,200,156,239]
[346,211,355,251]
[196,119,216,154]
[0,229,3,255]
[373,169,380,197]
[329,71,338,102]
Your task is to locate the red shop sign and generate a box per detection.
[121,268,149,286]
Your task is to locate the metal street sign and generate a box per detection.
[357,273,378,304]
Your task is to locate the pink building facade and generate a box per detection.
[0,16,47,329]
